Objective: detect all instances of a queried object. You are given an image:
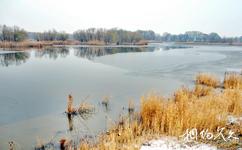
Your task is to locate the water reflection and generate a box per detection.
[0,52,30,67]
[0,46,156,67]
[67,114,74,131]
[74,47,155,60]
[162,45,192,51]
[35,47,70,59]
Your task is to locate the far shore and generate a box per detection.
[1,40,242,51]
[174,41,242,46]
[0,40,149,50]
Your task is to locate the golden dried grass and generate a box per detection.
[67,94,76,113]
[77,72,241,150]
[196,73,220,87]
[91,91,240,149]
[224,73,242,89]
[86,40,106,45]
[0,40,81,49]
[67,94,75,113]
[193,84,213,97]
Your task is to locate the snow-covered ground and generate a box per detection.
[140,116,242,150]
[140,137,217,150]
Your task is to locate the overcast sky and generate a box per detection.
[0,0,241,36]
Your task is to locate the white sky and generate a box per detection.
[0,0,241,36]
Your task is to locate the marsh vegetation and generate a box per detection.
[77,72,242,150]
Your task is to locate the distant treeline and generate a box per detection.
[73,28,156,44]
[0,25,27,42]
[31,30,69,41]
[0,25,70,42]
[1,25,242,44]
[158,31,242,43]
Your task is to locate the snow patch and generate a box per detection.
[227,115,242,125]
[140,137,217,150]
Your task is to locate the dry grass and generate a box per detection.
[193,84,214,97]
[88,119,150,150]
[78,102,95,114]
[0,39,149,49]
[135,40,148,45]
[224,73,242,89]
[60,138,74,150]
[67,94,75,114]
[141,90,227,136]
[76,72,242,150]
[223,89,242,116]
[79,141,90,150]
[86,40,106,45]
[78,88,241,149]
[196,73,220,87]
[0,40,81,49]
[66,94,95,118]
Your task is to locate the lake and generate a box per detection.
[0,43,241,149]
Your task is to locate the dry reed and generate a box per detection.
[196,73,220,87]
[76,72,241,149]
[67,94,75,114]
[78,102,95,114]
[224,73,242,89]
[91,89,240,149]
[0,40,81,49]
[193,84,213,97]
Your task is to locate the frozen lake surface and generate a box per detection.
[0,43,241,149]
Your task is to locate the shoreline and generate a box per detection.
[1,41,242,50]
[57,44,151,48]
[175,41,242,46]
[0,40,149,50]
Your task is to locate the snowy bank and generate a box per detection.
[140,137,217,150]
